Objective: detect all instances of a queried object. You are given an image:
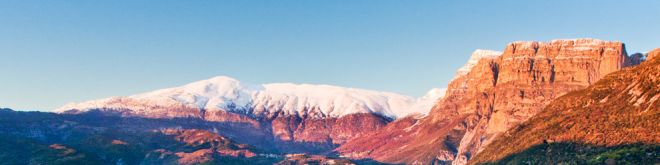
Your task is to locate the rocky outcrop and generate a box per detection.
[469,48,660,164]
[140,128,280,164]
[629,53,647,67]
[336,39,642,164]
[647,48,660,61]
[158,129,258,165]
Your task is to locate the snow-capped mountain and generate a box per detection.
[57,76,445,119]
[454,49,502,79]
[56,76,447,153]
[453,49,502,80]
[409,88,447,116]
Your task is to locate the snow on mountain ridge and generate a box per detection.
[420,88,447,100]
[408,88,447,117]
[453,49,502,80]
[130,76,255,111]
[57,76,446,119]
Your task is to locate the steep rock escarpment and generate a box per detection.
[337,39,643,164]
[469,48,660,165]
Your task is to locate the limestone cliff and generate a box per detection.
[469,48,660,164]
[336,39,643,164]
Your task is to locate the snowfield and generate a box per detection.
[57,76,446,119]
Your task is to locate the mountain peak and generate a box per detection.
[204,76,241,84]
[57,76,444,119]
[647,48,660,61]
[179,76,248,94]
[453,49,502,79]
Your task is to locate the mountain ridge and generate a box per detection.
[6,38,655,165]
[54,76,447,154]
[57,76,445,119]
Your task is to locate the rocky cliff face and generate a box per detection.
[469,48,660,164]
[269,113,391,153]
[336,39,643,164]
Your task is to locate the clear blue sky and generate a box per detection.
[1,0,659,111]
